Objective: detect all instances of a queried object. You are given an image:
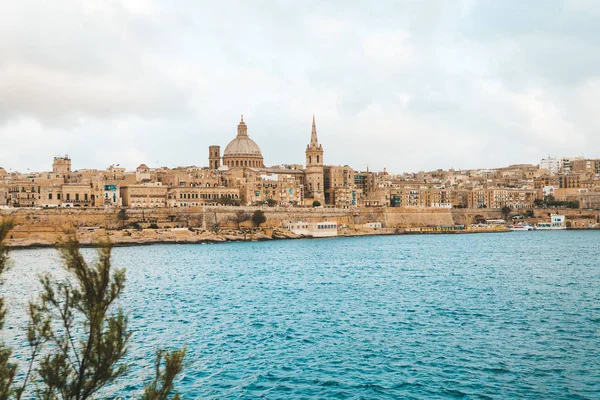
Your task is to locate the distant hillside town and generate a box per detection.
[1,116,599,210]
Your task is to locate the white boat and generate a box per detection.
[535,214,567,230]
[509,223,533,231]
[283,220,338,237]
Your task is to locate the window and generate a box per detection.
[49,193,53,200]
[66,194,70,201]
[57,193,61,200]
[75,194,79,201]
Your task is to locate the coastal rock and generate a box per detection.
[271,229,300,239]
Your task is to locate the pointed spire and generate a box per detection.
[310,115,319,148]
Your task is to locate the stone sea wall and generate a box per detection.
[5,206,599,247]
[0,206,505,232]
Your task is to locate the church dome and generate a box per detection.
[222,116,265,168]
[223,116,263,158]
[223,136,263,157]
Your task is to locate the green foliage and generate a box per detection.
[0,219,17,399]
[312,200,321,207]
[536,197,580,209]
[128,222,143,231]
[31,238,130,399]
[266,199,278,207]
[142,348,186,400]
[215,197,241,206]
[231,210,251,228]
[251,210,267,227]
[149,223,160,229]
[0,228,186,399]
[500,206,512,219]
[117,209,129,228]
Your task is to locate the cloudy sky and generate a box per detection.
[1,0,599,173]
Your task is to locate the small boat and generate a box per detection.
[509,223,533,231]
[535,214,567,230]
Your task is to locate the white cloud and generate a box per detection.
[0,0,599,172]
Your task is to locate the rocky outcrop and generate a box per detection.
[2,227,298,248]
[271,229,301,239]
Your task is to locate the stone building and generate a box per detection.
[468,189,491,209]
[52,155,72,176]
[209,146,221,170]
[222,116,264,169]
[324,165,357,207]
[0,184,8,207]
[305,116,324,203]
[167,187,240,207]
[61,184,94,207]
[120,183,168,208]
[136,164,153,183]
[8,180,39,207]
[236,169,304,206]
[354,171,376,197]
[39,185,64,207]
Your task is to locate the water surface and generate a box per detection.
[3,232,600,399]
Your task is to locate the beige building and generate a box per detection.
[237,169,303,206]
[324,165,357,207]
[8,180,39,207]
[354,171,376,197]
[61,184,93,207]
[167,186,240,207]
[209,146,221,170]
[0,184,8,207]
[468,190,491,209]
[52,155,72,176]
[39,185,64,207]
[136,164,154,183]
[120,183,168,208]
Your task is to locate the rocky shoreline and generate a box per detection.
[2,225,521,250]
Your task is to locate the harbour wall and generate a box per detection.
[0,206,503,235]
[2,206,598,241]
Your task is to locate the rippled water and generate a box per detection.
[3,231,600,399]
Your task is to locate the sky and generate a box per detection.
[1,0,599,174]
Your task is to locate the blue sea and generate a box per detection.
[3,231,600,399]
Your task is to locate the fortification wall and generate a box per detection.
[1,206,505,231]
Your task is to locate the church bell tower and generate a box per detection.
[305,115,324,202]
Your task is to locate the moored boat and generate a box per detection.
[509,223,533,231]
